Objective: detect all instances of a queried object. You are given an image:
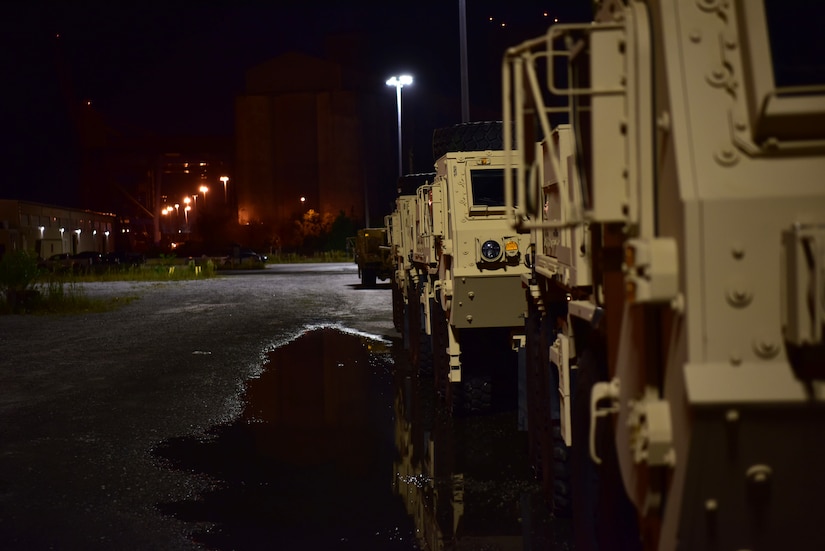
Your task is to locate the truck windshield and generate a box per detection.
[765,0,825,89]
[470,168,513,208]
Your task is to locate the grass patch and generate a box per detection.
[0,278,138,315]
[54,259,219,283]
[268,250,353,264]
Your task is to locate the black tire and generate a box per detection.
[391,280,404,333]
[361,268,377,287]
[525,298,572,517]
[407,279,432,376]
[431,121,513,161]
[570,340,641,551]
[430,297,453,412]
[452,374,492,417]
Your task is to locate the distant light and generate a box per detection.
[554,17,559,22]
[93,230,97,236]
[300,196,306,203]
[86,100,91,106]
[501,22,506,28]
[386,75,413,87]
[59,227,65,234]
[489,17,493,22]
[75,229,81,235]
[104,230,110,237]
[543,12,548,17]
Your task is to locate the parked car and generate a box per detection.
[223,247,267,268]
[70,251,104,273]
[239,249,268,263]
[39,253,73,272]
[104,251,145,267]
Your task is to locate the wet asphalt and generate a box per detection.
[0,263,570,550]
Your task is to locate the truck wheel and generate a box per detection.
[452,375,492,416]
[430,297,453,412]
[361,268,377,287]
[407,281,432,376]
[570,345,641,551]
[392,280,404,333]
[525,299,572,517]
[431,121,513,161]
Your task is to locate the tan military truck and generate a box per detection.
[352,228,393,287]
[406,122,532,414]
[386,173,436,367]
[504,0,825,549]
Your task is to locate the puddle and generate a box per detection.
[153,327,418,550]
[153,327,571,550]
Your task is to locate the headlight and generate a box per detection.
[480,239,502,261]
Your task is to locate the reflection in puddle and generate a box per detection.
[153,327,571,550]
[153,327,418,550]
[392,365,572,551]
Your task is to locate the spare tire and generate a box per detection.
[431,121,514,161]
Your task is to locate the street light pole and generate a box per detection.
[386,75,413,177]
[220,176,229,203]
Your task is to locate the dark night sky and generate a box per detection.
[0,2,591,207]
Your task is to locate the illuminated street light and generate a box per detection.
[184,205,191,225]
[220,176,229,203]
[199,185,209,207]
[386,74,413,177]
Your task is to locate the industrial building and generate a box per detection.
[0,200,116,259]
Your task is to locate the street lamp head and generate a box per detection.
[386,74,413,88]
[199,185,209,194]
[219,176,229,183]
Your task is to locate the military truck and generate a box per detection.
[503,0,825,549]
[352,228,393,287]
[394,122,532,414]
[386,173,436,357]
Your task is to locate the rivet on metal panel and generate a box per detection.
[714,147,740,167]
[465,315,473,323]
[753,338,780,359]
[696,0,720,13]
[467,291,474,299]
[731,244,745,259]
[725,409,739,423]
[689,30,702,43]
[726,286,753,307]
[729,352,742,366]
[707,67,728,88]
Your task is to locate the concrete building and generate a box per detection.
[0,200,116,259]
[234,51,395,249]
